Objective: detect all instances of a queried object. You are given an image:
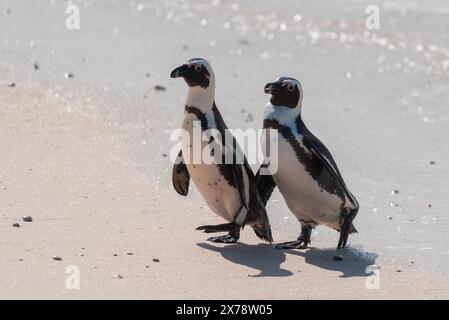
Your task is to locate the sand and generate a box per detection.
[1,0,449,299]
[1,85,448,299]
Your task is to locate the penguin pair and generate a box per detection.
[170,58,359,249]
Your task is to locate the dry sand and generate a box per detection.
[1,85,448,299]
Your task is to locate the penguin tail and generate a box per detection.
[350,223,358,234]
[247,207,273,243]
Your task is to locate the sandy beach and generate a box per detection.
[1,0,449,299]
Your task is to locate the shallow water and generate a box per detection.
[1,0,449,275]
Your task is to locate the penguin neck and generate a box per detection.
[185,85,215,113]
[264,102,302,126]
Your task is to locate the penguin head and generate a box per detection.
[170,58,214,89]
[264,77,303,109]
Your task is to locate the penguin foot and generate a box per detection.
[207,234,239,243]
[275,225,312,250]
[275,240,309,250]
[196,222,240,233]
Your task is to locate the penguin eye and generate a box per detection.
[287,84,294,92]
[194,65,202,72]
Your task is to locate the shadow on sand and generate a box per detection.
[197,243,293,277]
[198,242,377,278]
[285,246,378,278]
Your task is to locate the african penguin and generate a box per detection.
[256,77,359,249]
[170,58,273,243]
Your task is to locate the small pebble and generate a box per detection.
[391,189,399,194]
[12,223,20,227]
[428,204,432,208]
[145,72,150,78]
[126,252,133,255]
[78,253,84,257]
[244,114,254,123]
[390,202,398,207]
[64,73,74,79]
[152,258,160,262]
[387,216,393,220]
[22,216,33,222]
[162,153,167,157]
[114,274,123,279]
[52,256,62,261]
[33,62,39,70]
[8,82,15,88]
[429,161,436,165]
[182,45,189,50]
[333,255,344,261]
[145,265,150,268]
[396,269,402,272]
[154,85,166,91]
[113,254,118,257]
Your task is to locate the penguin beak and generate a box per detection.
[264,82,281,94]
[170,65,188,78]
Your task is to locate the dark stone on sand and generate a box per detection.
[22,216,33,222]
[429,161,436,165]
[8,82,15,88]
[333,255,344,261]
[126,252,133,255]
[52,256,62,261]
[64,73,74,79]
[13,223,20,227]
[152,258,160,262]
[33,62,39,70]
[154,85,166,91]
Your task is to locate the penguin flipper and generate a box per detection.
[255,163,277,206]
[232,164,249,210]
[172,150,190,196]
[304,138,358,210]
[212,103,248,211]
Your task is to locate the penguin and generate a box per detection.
[170,58,273,243]
[256,76,359,249]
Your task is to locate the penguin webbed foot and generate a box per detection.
[207,234,239,243]
[275,239,309,250]
[196,222,240,234]
[275,225,311,250]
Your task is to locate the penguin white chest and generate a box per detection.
[181,114,243,222]
[273,134,342,225]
